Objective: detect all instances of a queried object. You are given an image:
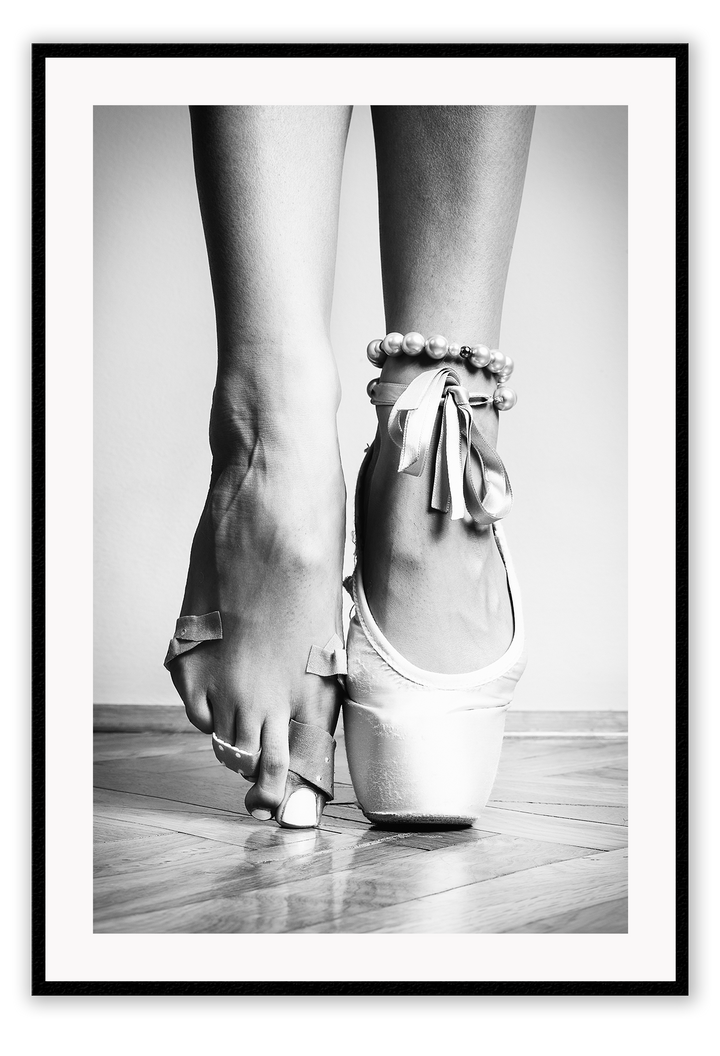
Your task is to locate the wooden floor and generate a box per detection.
[94,712,628,934]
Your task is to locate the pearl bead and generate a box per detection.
[470,344,491,369]
[366,339,385,365]
[425,334,449,359]
[402,331,425,356]
[447,342,461,360]
[489,350,506,374]
[494,386,517,411]
[500,354,514,378]
[381,332,404,356]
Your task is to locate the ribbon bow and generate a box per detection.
[372,367,512,525]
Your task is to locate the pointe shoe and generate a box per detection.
[165,622,344,829]
[344,365,527,825]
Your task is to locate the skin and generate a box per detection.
[363,105,536,672]
[172,106,352,819]
[171,104,535,820]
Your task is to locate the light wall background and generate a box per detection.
[94,105,627,711]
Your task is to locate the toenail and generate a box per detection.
[251,809,272,821]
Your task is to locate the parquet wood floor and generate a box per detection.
[94,714,627,934]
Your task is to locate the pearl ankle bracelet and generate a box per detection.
[367,331,517,409]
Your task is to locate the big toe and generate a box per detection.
[276,773,324,829]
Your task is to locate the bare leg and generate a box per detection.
[364,105,535,672]
[171,106,351,819]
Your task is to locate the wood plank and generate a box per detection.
[95,831,218,880]
[93,731,210,761]
[489,777,627,807]
[94,829,433,927]
[93,723,629,935]
[94,787,348,848]
[95,832,433,927]
[475,805,627,850]
[488,802,628,825]
[561,765,628,782]
[93,826,343,883]
[494,739,563,761]
[95,786,498,866]
[107,842,367,890]
[294,848,628,933]
[94,760,261,814]
[95,749,219,774]
[497,742,627,778]
[94,704,197,733]
[503,711,627,734]
[94,835,591,934]
[94,727,354,783]
[318,802,373,827]
[94,786,237,817]
[504,897,628,933]
[94,814,181,844]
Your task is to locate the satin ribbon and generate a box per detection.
[370,367,512,525]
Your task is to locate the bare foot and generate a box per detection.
[361,354,514,674]
[169,356,345,823]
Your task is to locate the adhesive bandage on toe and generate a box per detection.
[211,734,261,779]
[163,611,223,667]
[306,633,347,677]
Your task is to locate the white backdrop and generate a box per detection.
[93,104,627,710]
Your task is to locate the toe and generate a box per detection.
[211,694,237,745]
[276,773,323,828]
[292,677,342,736]
[273,683,340,828]
[168,655,214,733]
[184,696,214,734]
[244,718,290,820]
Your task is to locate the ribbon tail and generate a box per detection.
[463,421,513,525]
[431,402,451,513]
[446,400,468,520]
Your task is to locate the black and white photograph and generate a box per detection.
[34,45,686,994]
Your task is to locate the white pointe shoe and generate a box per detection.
[344,364,527,825]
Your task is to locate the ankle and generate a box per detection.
[378,350,493,393]
[373,328,509,403]
[209,338,342,468]
[375,355,500,446]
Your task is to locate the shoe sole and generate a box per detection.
[361,812,475,827]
